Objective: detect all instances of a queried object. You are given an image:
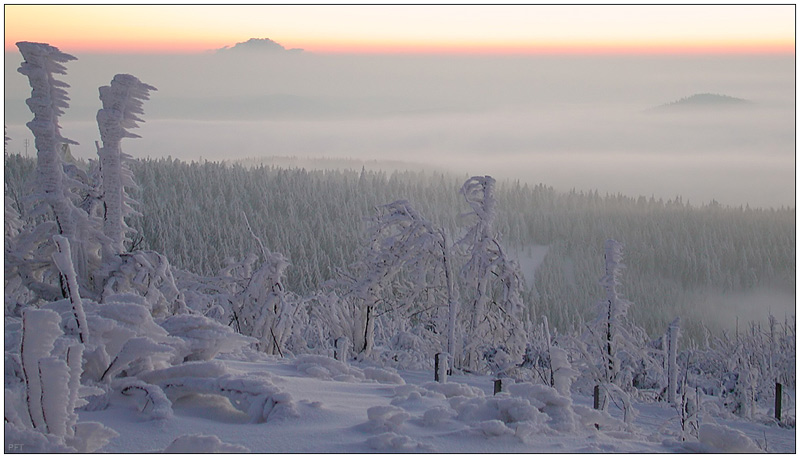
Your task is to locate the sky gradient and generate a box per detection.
[4,4,795,55]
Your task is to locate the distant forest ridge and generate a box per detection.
[233,155,440,175]
[651,93,752,111]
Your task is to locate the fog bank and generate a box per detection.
[5,51,795,208]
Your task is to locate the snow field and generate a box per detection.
[75,354,794,453]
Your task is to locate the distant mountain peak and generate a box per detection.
[216,38,303,54]
[652,93,752,112]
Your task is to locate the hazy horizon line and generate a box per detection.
[3,43,795,57]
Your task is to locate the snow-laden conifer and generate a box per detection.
[96,74,156,261]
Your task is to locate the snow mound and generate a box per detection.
[295,354,363,381]
[362,366,405,385]
[422,381,484,399]
[163,434,249,453]
[366,405,411,432]
[475,419,516,437]
[294,355,405,384]
[698,423,762,453]
[421,405,457,426]
[572,405,627,431]
[506,382,578,432]
[365,432,434,452]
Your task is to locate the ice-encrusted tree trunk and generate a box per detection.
[96,74,156,263]
[457,176,527,374]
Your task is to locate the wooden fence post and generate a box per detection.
[334,337,349,362]
[775,382,782,422]
[593,385,601,410]
[493,379,503,395]
[435,353,448,382]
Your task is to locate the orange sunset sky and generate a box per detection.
[3,4,795,55]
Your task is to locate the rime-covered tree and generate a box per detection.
[343,200,457,363]
[577,239,655,415]
[232,216,297,356]
[8,42,105,302]
[457,176,527,374]
[96,74,156,263]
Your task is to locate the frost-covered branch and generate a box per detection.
[52,235,88,343]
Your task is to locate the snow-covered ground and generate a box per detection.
[77,354,795,453]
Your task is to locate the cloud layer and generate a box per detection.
[4,52,794,208]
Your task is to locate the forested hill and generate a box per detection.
[4,155,795,341]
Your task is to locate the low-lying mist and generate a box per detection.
[4,51,795,208]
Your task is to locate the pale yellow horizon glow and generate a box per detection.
[4,4,795,54]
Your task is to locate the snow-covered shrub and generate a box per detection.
[159,373,297,423]
[234,248,296,355]
[138,359,298,424]
[445,390,550,441]
[62,298,180,383]
[550,346,579,397]
[5,308,118,453]
[101,250,186,317]
[506,382,579,433]
[687,315,795,419]
[452,393,545,425]
[342,199,455,362]
[116,378,172,420]
[457,176,527,375]
[160,314,255,362]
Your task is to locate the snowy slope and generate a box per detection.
[78,354,795,453]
